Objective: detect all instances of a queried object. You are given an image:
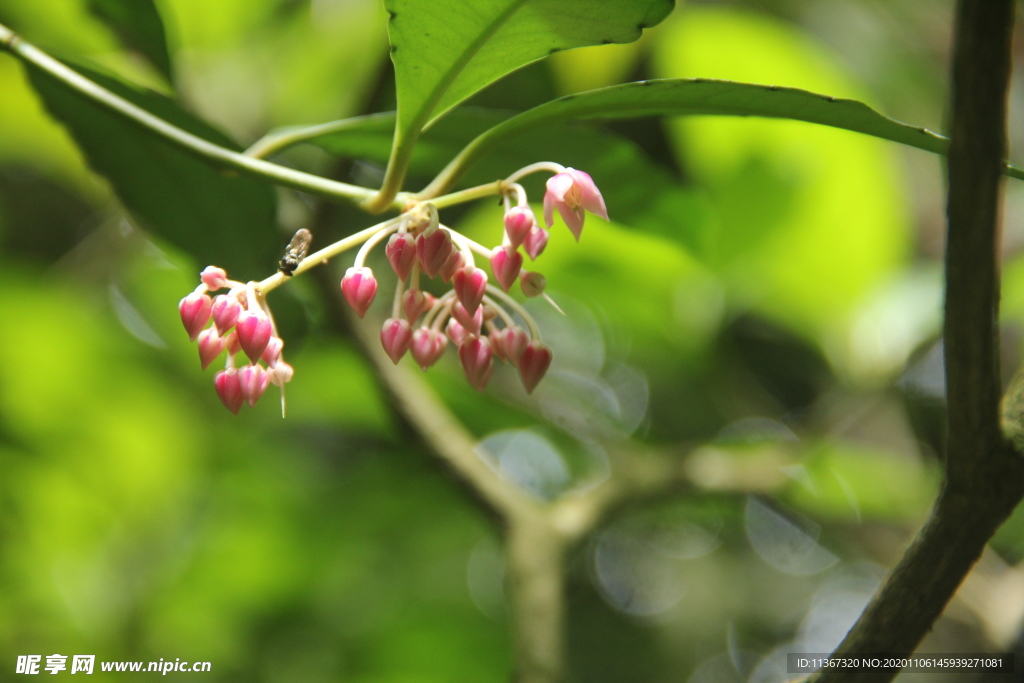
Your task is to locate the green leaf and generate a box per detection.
[378,0,673,204]
[387,0,673,133]
[424,78,1023,196]
[87,0,174,82]
[25,59,278,276]
[250,108,704,248]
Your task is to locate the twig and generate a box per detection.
[813,2,1024,680]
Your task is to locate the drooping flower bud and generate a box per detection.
[238,364,270,407]
[214,368,244,414]
[489,246,523,292]
[211,294,242,335]
[459,335,494,392]
[403,288,431,323]
[504,206,535,249]
[385,233,417,281]
[235,309,274,364]
[518,341,553,394]
[520,271,546,298]
[261,336,283,367]
[197,327,226,370]
[489,329,507,362]
[453,266,488,315]
[452,301,483,335]
[440,249,465,283]
[179,292,213,341]
[446,318,470,346]
[523,226,549,260]
[341,266,378,318]
[543,168,607,240]
[380,318,413,364]
[224,331,241,356]
[267,361,294,386]
[200,266,229,291]
[498,326,530,367]
[416,228,453,278]
[411,327,448,371]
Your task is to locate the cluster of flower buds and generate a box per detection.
[339,166,606,394]
[178,164,606,413]
[179,266,293,414]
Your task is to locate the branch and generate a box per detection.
[0,22,407,211]
[814,2,1024,680]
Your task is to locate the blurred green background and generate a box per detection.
[1,0,1023,681]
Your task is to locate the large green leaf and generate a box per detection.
[423,78,1024,195]
[24,59,278,277]
[87,0,174,82]
[382,0,673,198]
[250,108,704,248]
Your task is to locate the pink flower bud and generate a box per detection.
[453,266,488,315]
[543,168,607,241]
[224,331,241,356]
[416,228,453,278]
[489,330,507,362]
[179,292,213,341]
[459,335,494,392]
[385,232,417,281]
[403,288,431,322]
[520,271,546,298]
[489,246,523,292]
[380,318,412,364]
[238,364,270,407]
[523,226,549,260]
[446,318,470,346]
[261,336,283,366]
[498,326,530,367]
[211,294,242,335]
[214,368,244,414]
[504,206,535,249]
[518,341,553,394]
[452,301,483,334]
[267,361,294,386]
[411,327,448,370]
[440,249,465,283]
[200,266,229,291]
[197,327,226,370]
[341,266,378,318]
[235,310,273,364]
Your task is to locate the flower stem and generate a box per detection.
[257,218,399,294]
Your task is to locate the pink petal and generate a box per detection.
[518,342,553,394]
[459,335,494,392]
[341,266,378,318]
[380,318,412,364]
[567,168,608,220]
[235,310,273,364]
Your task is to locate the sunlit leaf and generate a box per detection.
[87,0,174,82]
[24,59,278,276]
[652,7,909,343]
[386,0,674,170]
[425,78,1024,196]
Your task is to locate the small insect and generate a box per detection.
[279,228,312,276]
